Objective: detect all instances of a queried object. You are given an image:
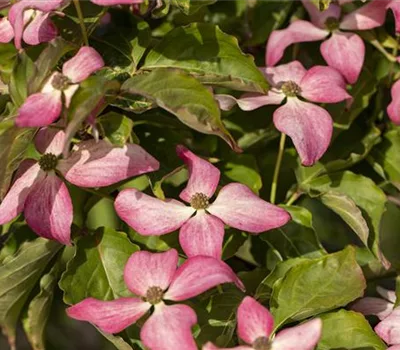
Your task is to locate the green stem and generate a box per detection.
[369,39,397,62]
[270,133,286,204]
[73,0,89,46]
[389,34,400,84]
[286,191,302,206]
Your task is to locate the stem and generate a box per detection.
[286,191,302,206]
[369,39,397,62]
[389,34,400,84]
[270,133,286,204]
[73,0,89,46]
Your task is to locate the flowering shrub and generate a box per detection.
[0,0,400,349]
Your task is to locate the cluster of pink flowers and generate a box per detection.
[1,0,400,349]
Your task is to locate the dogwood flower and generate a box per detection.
[67,249,244,350]
[266,0,389,84]
[0,127,159,245]
[15,46,104,128]
[216,61,351,166]
[387,78,400,125]
[352,286,400,347]
[203,296,322,350]
[115,145,290,259]
[0,0,62,49]
[90,0,142,5]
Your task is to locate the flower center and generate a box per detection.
[145,286,163,305]
[252,337,272,350]
[51,73,71,91]
[325,17,340,31]
[38,153,58,172]
[281,80,301,97]
[190,192,209,210]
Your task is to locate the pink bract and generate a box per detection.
[15,46,104,128]
[203,296,322,350]
[0,127,159,245]
[265,0,391,84]
[5,0,62,49]
[215,61,350,166]
[67,249,244,350]
[114,145,290,259]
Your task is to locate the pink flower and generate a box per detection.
[0,127,159,245]
[114,145,290,259]
[266,0,389,84]
[203,296,322,350]
[67,249,244,350]
[15,46,104,128]
[352,286,400,347]
[0,0,62,49]
[387,79,400,125]
[216,61,351,166]
[342,0,400,35]
[90,0,143,5]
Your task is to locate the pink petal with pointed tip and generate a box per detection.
[35,127,65,155]
[300,66,351,103]
[202,343,252,350]
[179,210,225,259]
[176,145,220,202]
[24,174,72,245]
[15,91,62,128]
[164,256,244,301]
[91,0,142,5]
[387,80,400,125]
[58,140,159,187]
[22,11,57,46]
[388,346,400,350]
[273,98,333,166]
[114,189,194,235]
[320,31,365,84]
[208,183,290,233]
[0,17,14,43]
[265,61,308,87]
[0,161,43,225]
[375,307,400,345]
[62,46,104,83]
[340,0,390,31]
[66,297,151,334]
[266,21,328,66]
[273,318,322,350]
[351,297,394,321]
[237,296,274,344]
[301,0,341,28]
[377,286,397,304]
[141,303,197,350]
[124,249,178,296]
[8,0,62,49]
[215,92,284,111]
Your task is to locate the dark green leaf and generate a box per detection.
[9,52,35,107]
[98,112,134,146]
[122,68,240,151]
[173,0,216,15]
[142,23,268,93]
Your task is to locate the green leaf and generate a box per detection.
[0,239,61,346]
[142,23,268,93]
[0,127,36,199]
[63,76,120,156]
[9,52,35,107]
[98,111,134,146]
[0,44,18,83]
[270,246,366,328]
[380,202,400,269]
[311,0,331,11]
[370,129,400,185]
[122,68,240,151]
[302,171,389,268]
[319,192,369,247]
[261,205,326,261]
[172,0,216,15]
[22,246,73,350]
[85,197,120,231]
[317,310,386,350]
[59,228,140,305]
